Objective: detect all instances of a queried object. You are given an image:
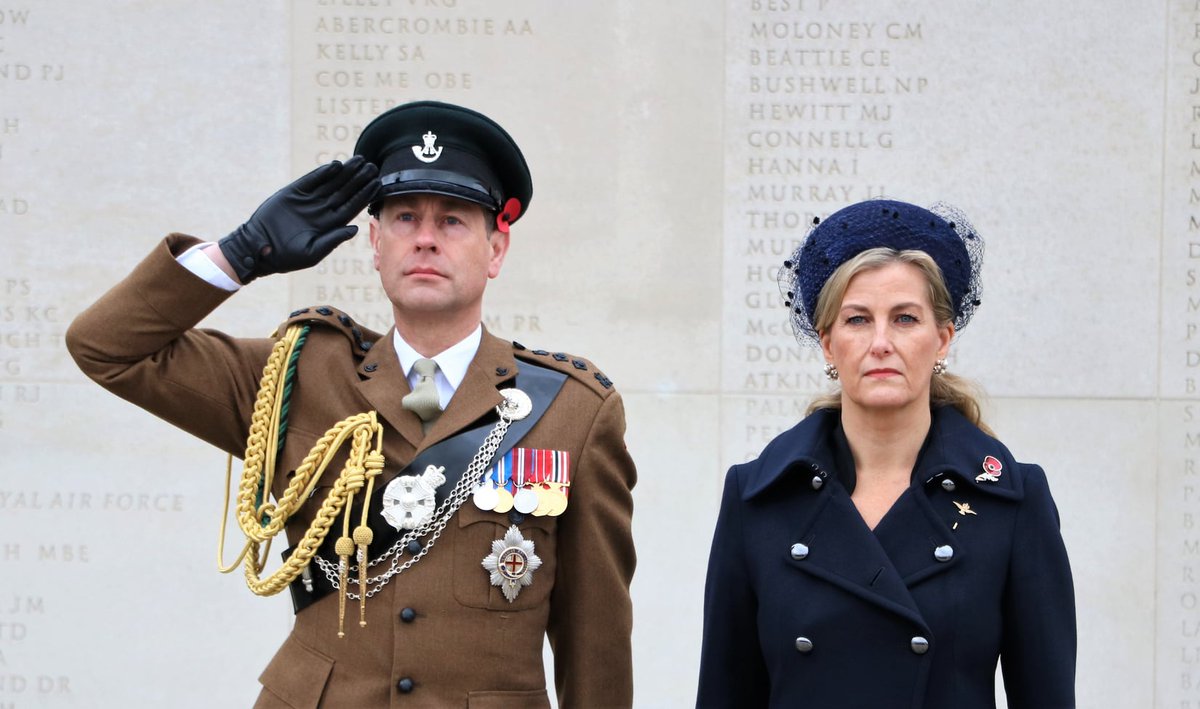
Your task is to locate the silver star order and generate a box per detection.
[481,524,543,603]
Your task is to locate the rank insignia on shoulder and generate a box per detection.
[482,525,542,602]
[975,455,1003,483]
[472,447,570,517]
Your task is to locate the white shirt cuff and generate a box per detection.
[177,243,242,292]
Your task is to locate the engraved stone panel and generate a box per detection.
[4,0,1197,706]
[3,3,293,708]
[1158,401,1200,707]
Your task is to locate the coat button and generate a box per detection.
[811,475,824,491]
[934,545,954,562]
[399,607,416,623]
[397,677,415,693]
[790,543,809,560]
[794,636,814,653]
[941,478,956,492]
[910,636,930,654]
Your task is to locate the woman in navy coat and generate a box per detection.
[697,200,1075,708]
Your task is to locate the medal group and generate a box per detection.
[472,447,572,517]
[376,389,572,604]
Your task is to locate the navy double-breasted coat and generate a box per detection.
[697,406,1075,708]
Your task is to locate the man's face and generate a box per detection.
[369,193,509,324]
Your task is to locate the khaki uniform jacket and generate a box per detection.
[66,235,637,709]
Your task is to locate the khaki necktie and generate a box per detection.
[402,358,442,431]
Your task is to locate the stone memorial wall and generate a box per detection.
[0,1,1192,706]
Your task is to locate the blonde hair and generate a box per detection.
[806,247,991,434]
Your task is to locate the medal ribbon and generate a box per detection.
[553,450,570,498]
[504,448,571,495]
[493,450,516,494]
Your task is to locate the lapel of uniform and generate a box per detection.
[356,328,424,449]
[420,329,511,451]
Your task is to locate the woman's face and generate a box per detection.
[819,261,953,416]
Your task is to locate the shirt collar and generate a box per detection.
[392,324,482,392]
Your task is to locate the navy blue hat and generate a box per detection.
[354,101,532,231]
[780,199,984,342]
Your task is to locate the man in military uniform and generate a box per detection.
[66,101,636,707]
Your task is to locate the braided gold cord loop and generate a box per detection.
[217,324,386,609]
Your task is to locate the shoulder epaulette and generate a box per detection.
[511,340,615,395]
[275,305,382,357]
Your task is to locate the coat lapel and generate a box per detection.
[356,329,424,449]
[872,486,960,588]
[356,328,520,453]
[420,330,515,451]
[788,485,929,630]
[751,407,1026,638]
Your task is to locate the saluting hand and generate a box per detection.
[218,156,379,284]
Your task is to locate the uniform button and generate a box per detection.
[934,545,954,562]
[794,636,814,653]
[910,636,930,654]
[790,543,809,560]
[941,479,956,492]
[811,475,824,491]
[399,607,416,623]
[397,677,414,693]
[406,539,422,555]
[364,363,378,373]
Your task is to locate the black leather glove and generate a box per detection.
[218,155,379,284]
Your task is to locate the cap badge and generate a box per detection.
[975,455,1003,483]
[381,464,446,530]
[412,130,443,164]
[482,524,543,602]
